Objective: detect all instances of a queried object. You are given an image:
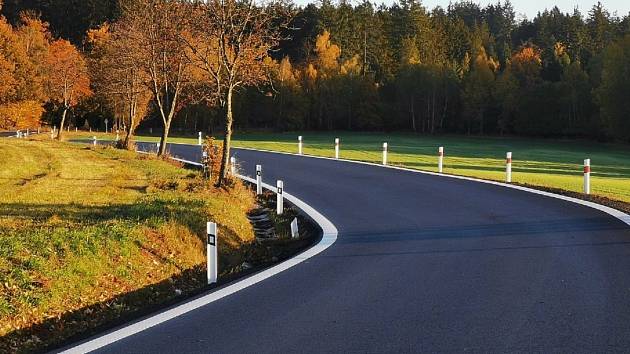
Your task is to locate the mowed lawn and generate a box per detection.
[67,131,630,203]
[0,138,255,351]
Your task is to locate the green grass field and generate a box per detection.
[62,131,630,203]
[0,138,255,351]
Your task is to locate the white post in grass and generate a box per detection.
[438,146,444,173]
[291,218,299,239]
[256,165,263,195]
[206,222,218,285]
[75,127,78,132]
[382,142,388,165]
[26,128,29,136]
[92,136,97,146]
[116,130,120,141]
[276,180,284,215]
[506,152,513,183]
[156,142,160,152]
[335,138,340,159]
[198,132,202,146]
[230,157,236,175]
[584,159,591,195]
[298,136,303,155]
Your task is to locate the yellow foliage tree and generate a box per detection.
[314,30,341,75]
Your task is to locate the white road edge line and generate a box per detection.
[59,151,338,354]
[232,146,630,227]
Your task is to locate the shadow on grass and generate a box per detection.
[398,160,630,179]
[0,265,208,354]
[0,199,204,228]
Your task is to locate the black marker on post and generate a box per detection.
[207,222,217,285]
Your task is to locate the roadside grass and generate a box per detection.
[0,138,255,351]
[60,130,630,203]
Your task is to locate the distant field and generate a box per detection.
[65,131,630,203]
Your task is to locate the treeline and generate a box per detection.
[0,2,91,132]
[2,0,630,143]
[236,0,630,141]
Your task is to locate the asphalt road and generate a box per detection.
[84,143,630,352]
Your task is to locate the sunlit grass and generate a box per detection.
[60,130,630,202]
[0,138,255,346]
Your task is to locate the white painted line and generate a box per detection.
[233,146,630,227]
[60,152,338,354]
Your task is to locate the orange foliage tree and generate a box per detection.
[45,39,91,140]
[185,0,290,186]
[510,45,542,87]
[0,13,48,130]
[118,0,195,156]
[88,23,151,149]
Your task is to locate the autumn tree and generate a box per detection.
[45,39,91,140]
[119,0,194,156]
[88,23,151,149]
[0,10,48,129]
[185,0,290,186]
[462,47,497,134]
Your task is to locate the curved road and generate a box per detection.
[77,144,630,352]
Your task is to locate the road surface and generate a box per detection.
[73,143,630,353]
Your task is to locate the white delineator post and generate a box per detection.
[230,157,236,175]
[256,165,263,195]
[298,136,303,155]
[206,222,218,285]
[438,146,444,173]
[92,136,97,146]
[584,159,591,195]
[335,138,340,159]
[156,142,160,152]
[116,130,120,141]
[276,180,284,215]
[198,132,202,146]
[506,152,513,183]
[382,142,388,165]
[290,218,299,239]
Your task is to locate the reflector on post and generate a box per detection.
[256,165,262,195]
[277,180,284,215]
[207,222,218,285]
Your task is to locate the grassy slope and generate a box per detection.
[109,131,629,203]
[0,138,254,350]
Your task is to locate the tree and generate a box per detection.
[185,0,289,186]
[119,0,194,156]
[461,46,496,134]
[88,23,151,149]
[45,39,91,140]
[599,35,630,141]
[0,11,48,129]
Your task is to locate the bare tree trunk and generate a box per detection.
[123,100,137,150]
[159,121,171,156]
[217,86,234,187]
[57,107,68,141]
[410,99,416,132]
